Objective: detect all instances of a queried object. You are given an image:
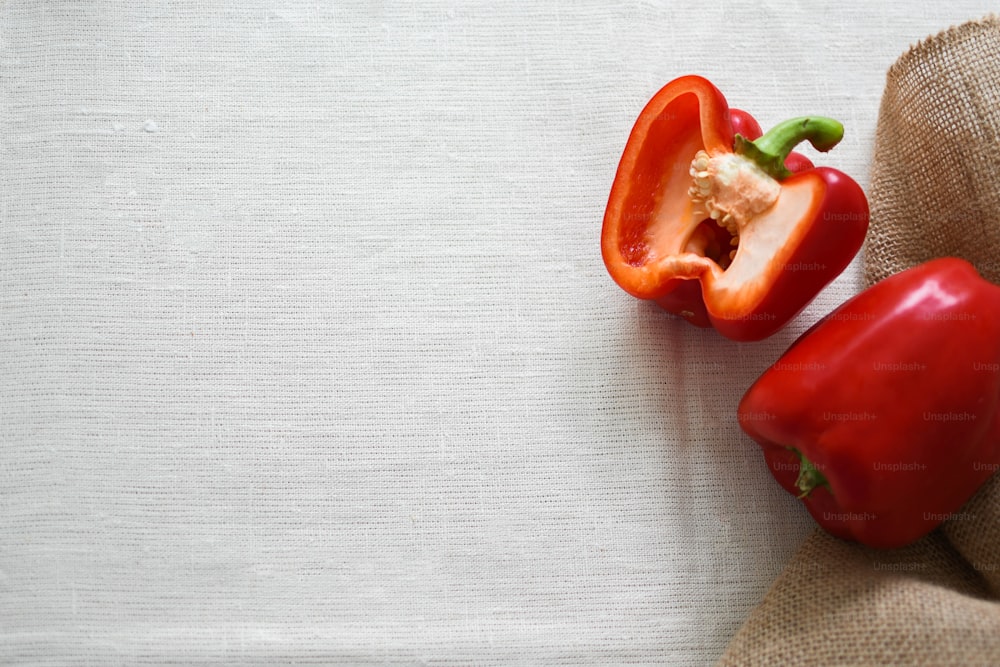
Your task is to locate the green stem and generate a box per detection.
[792,448,829,499]
[734,116,844,180]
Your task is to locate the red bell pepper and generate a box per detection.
[601,75,869,340]
[739,258,1000,548]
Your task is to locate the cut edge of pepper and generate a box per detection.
[684,116,844,284]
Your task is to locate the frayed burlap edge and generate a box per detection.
[887,14,1000,80]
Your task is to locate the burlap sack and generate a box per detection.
[718,16,1000,666]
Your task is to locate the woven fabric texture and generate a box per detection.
[2,2,998,665]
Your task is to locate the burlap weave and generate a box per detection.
[718,16,1000,666]
[865,15,1000,286]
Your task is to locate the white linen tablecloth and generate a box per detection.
[2,2,996,664]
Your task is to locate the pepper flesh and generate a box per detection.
[601,75,869,340]
[739,258,1000,548]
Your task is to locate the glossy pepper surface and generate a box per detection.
[739,258,1000,548]
[601,75,869,340]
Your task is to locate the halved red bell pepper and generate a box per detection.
[601,75,869,340]
[739,258,1000,548]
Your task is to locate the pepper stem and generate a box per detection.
[792,448,829,499]
[734,116,844,180]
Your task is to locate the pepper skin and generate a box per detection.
[601,75,869,340]
[739,258,1000,548]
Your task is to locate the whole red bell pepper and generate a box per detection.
[739,257,1000,548]
[601,75,869,340]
